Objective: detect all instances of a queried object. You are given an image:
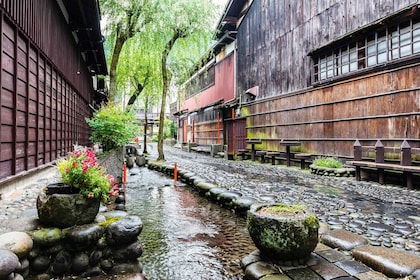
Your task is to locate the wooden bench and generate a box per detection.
[191,145,211,154]
[346,139,420,188]
[237,149,250,160]
[255,151,267,163]
[295,153,312,169]
[266,152,281,165]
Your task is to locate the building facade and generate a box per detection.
[180,0,420,159]
[0,0,107,181]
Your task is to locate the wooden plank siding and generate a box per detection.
[242,65,420,156]
[181,51,235,146]
[234,0,420,158]
[0,2,95,181]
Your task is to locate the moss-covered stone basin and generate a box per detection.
[36,183,100,228]
[246,203,319,261]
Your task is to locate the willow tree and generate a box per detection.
[117,35,162,153]
[100,0,221,160]
[153,0,220,161]
[100,0,156,100]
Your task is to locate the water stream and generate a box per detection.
[125,166,256,280]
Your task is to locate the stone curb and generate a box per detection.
[147,159,420,279]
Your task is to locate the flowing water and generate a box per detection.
[125,166,256,280]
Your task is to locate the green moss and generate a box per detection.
[259,203,307,216]
[97,217,122,227]
[304,215,319,229]
[313,157,343,168]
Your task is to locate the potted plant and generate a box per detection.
[37,147,119,228]
[247,203,319,262]
[310,156,354,177]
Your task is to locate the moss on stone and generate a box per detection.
[97,217,122,228]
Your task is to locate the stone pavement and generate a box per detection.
[0,143,419,279]
[144,143,420,279]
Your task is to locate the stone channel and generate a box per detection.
[0,142,420,279]
[143,143,420,279]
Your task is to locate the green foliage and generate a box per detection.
[163,118,176,139]
[86,103,139,151]
[56,147,119,203]
[313,157,343,168]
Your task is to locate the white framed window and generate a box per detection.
[313,16,420,82]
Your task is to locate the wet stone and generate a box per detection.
[106,215,143,245]
[71,252,89,274]
[369,240,382,246]
[241,251,262,269]
[194,181,217,193]
[51,250,72,275]
[367,223,393,232]
[112,240,143,261]
[31,255,50,273]
[367,229,382,237]
[310,259,349,279]
[80,266,102,278]
[335,259,370,275]
[352,245,420,278]
[0,231,33,258]
[65,224,104,248]
[206,187,226,200]
[0,249,20,278]
[284,267,322,280]
[244,261,281,280]
[218,191,242,204]
[316,249,350,262]
[353,271,389,280]
[321,229,369,251]
[31,228,62,246]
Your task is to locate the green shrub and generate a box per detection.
[86,103,139,152]
[163,118,177,139]
[313,157,343,168]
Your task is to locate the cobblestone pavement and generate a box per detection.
[0,143,419,279]
[0,165,61,234]
[145,143,420,279]
[154,144,420,256]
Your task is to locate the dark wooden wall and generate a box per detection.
[235,0,420,157]
[0,1,94,180]
[237,0,417,95]
[244,65,420,156]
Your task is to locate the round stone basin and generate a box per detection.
[37,183,100,228]
[247,203,319,261]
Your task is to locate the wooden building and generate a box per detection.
[176,31,236,148]
[180,0,420,160]
[0,0,107,181]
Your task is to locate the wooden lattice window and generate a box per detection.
[313,16,420,83]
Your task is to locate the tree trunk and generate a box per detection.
[157,33,180,161]
[109,32,127,100]
[143,94,149,154]
[126,83,144,110]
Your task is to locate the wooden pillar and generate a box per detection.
[375,140,384,184]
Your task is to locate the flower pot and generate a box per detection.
[37,183,100,228]
[247,203,319,261]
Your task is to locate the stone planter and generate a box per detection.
[309,164,355,177]
[247,203,319,262]
[36,183,100,228]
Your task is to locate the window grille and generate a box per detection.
[313,16,420,82]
